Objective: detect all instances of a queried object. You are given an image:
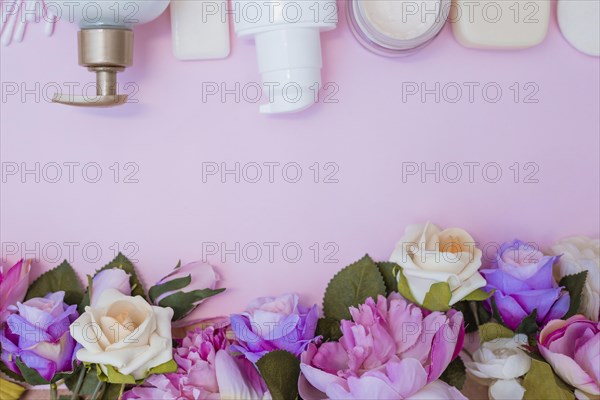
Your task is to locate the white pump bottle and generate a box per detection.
[233,0,337,114]
[53,0,170,107]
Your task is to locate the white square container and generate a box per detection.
[450,0,551,49]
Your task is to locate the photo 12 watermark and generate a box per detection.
[401,81,540,104]
[201,161,340,184]
[1,241,140,264]
[201,241,340,264]
[1,161,140,183]
[401,162,540,184]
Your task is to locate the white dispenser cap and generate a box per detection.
[233,0,337,114]
[255,28,322,114]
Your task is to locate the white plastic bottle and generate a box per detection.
[53,0,171,107]
[451,0,550,49]
[233,0,338,114]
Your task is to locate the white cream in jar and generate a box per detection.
[347,0,450,56]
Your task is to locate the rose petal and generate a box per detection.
[91,269,131,307]
[407,379,468,400]
[488,378,526,400]
[491,292,528,331]
[215,350,264,399]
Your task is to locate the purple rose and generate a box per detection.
[0,291,78,382]
[481,239,570,330]
[230,293,319,363]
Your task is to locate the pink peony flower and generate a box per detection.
[539,315,600,399]
[0,260,31,326]
[123,326,268,400]
[300,293,465,399]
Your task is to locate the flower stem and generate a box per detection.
[71,367,87,400]
[117,384,126,400]
[50,383,58,400]
[90,381,105,400]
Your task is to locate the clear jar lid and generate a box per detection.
[347,0,450,56]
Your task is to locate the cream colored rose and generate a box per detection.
[390,222,486,305]
[551,236,600,322]
[69,289,174,380]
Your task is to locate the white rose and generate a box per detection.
[69,288,174,380]
[389,222,486,305]
[551,236,600,322]
[465,335,532,400]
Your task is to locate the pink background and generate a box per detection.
[1,1,599,321]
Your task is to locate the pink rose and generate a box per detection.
[539,315,600,399]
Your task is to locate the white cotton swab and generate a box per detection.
[1,0,22,46]
[0,0,17,35]
[13,7,26,42]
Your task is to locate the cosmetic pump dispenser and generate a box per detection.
[233,0,337,114]
[52,0,170,107]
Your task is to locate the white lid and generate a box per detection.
[558,0,600,56]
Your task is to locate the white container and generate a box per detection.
[233,0,338,114]
[558,0,600,56]
[171,0,230,60]
[52,0,170,107]
[347,0,450,56]
[451,0,550,49]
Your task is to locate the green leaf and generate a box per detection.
[516,309,538,335]
[78,276,94,315]
[478,322,515,343]
[15,357,49,385]
[256,350,301,400]
[96,365,136,385]
[376,262,399,295]
[158,288,226,321]
[422,282,452,312]
[100,384,122,400]
[323,255,386,321]
[25,261,84,306]
[396,268,418,304]
[462,288,493,302]
[147,359,177,376]
[559,271,588,319]
[523,359,575,400]
[439,357,466,390]
[148,275,192,303]
[0,359,25,383]
[315,317,342,342]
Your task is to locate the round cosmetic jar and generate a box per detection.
[347,0,450,56]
